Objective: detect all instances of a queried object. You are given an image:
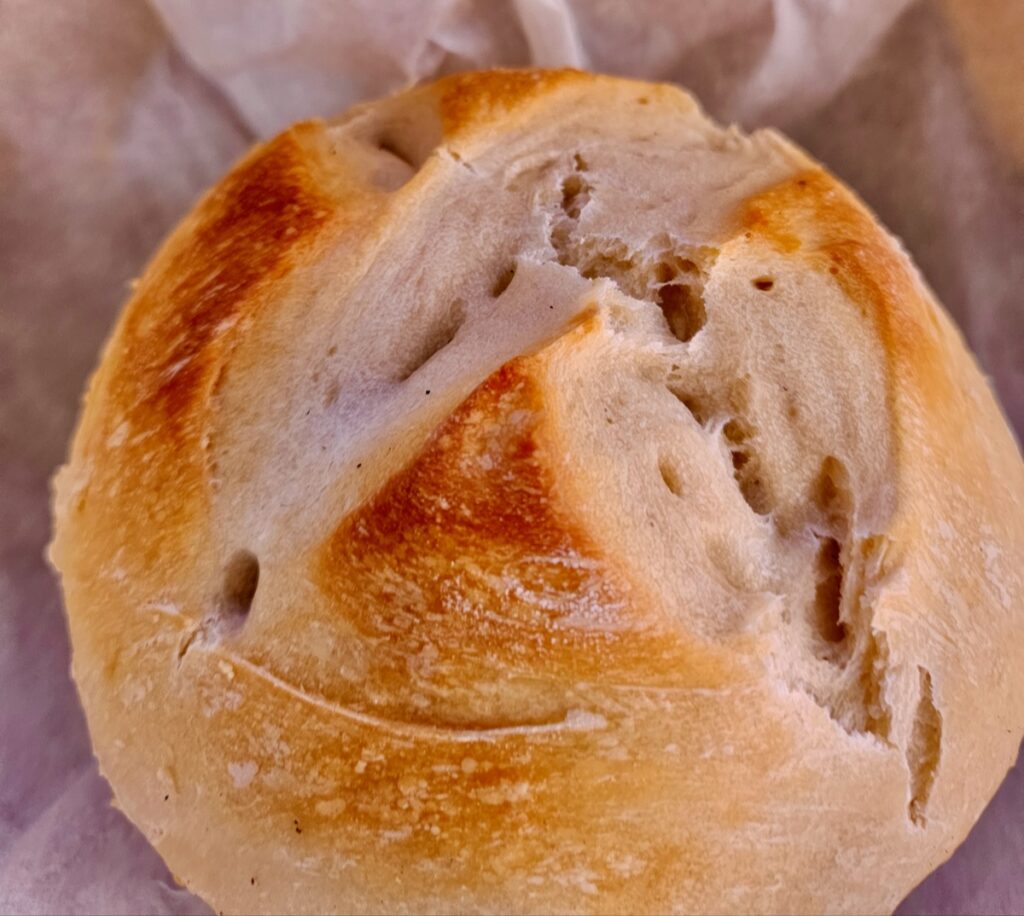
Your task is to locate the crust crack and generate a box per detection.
[546,154,713,343]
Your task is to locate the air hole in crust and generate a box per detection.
[220,550,259,631]
[671,388,711,426]
[659,458,683,497]
[561,172,591,219]
[492,265,517,298]
[813,536,848,652]
[657,283,706,342]
[397,299,465,380]
[365,112,442,190]
[753,276,775,291]
[374,118,438,172]
[814,456,853,531]
[371,133,421,191]
[724,419,772,514]
[378,136,415,169]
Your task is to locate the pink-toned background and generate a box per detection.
[1,1,1021,913]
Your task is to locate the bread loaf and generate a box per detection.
[50,69,1024,915]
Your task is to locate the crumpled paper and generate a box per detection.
[1,1,1021,913]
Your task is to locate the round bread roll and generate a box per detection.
[51,69,1024,915]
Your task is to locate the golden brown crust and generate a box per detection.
[740,168,954,405]
[114,126,336,436]
[316,358,637,700]
[438,69,588,135]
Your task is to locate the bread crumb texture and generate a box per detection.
[50,69,1024,916]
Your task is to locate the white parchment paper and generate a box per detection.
[1,1,1021,913]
